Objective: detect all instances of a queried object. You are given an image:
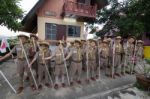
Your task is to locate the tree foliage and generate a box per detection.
[0,0,23,31]
[94,0,150,38]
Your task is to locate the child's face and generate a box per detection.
[75,43,80,48]
[19,37,27,43]
[91,42,96,47]
[137,43,142,47]
[129,38,135,43]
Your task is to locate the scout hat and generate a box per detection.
[39,41,49,47]
[90,39,97,44]
[116,36,122,39]
[103,39,108,43]
[97,37,101,40]
[137,40,143,44]
[74,40,81,45]
[128,36,136,40]
[18,34,29,39]
[107,38,112,42]
[81,39,86,42]
[30,34,38,40]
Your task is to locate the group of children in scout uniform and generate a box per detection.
[0,34,144,94]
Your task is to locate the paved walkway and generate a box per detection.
[0,60,139,99]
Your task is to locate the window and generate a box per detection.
[45,23,57,40]
[68,25,81,37]
[77,0,85,4]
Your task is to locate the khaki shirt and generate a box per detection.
[87,46,97,60]
[136,46,143,57]
[115,43,123,54]
[100,46,109,58]
[37,49,51,64]
[52,47,66,65]
[70,47,84,62]
[12,43,30,59]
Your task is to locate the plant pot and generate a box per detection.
[136,74,150,90]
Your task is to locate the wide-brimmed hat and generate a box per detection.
[116,36,122,39]
[39,41,49,47]
[18,34,29,39]
[107,38,112,42]
[128,36,136,40]
[97,37,101,40]
[103,39,108,43]
[74,40,81,45]
[137,40,143,44]
[30,34,38,40]
[81,39,86,42]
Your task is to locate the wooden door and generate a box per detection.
[57,25,67,40]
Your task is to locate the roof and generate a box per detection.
[21,0,108,33]
[21,0,45,33]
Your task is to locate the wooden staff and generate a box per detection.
[59,41,70,86]
[97,40,101,79]
[32,38,37,52]
[86,40,90,80]
[123,41,128,75]
[112,40,115,78]
[131,40,137,74]
[19,39,38,89]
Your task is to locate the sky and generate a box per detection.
[0,0,38,37]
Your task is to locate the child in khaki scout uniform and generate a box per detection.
[45,41,66,89]
[30,41,51,90]
[100,40,110,76]
[86,39,98,81]
[135,40,144,73]
[0,34,35,94]
[113,36,123,77]
[124,36,135,74]
[65,40,83,85]
[27,34,39,81]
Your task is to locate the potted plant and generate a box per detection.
[136,58,150,90]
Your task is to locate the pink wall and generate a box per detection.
[38,0,77,19]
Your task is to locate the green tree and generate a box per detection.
[93,0,150,38]
[0,0,23,31]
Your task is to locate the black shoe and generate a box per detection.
[62,83,66,87]
[38,85,42,90]
[17,87,24,94]
[45,83,51,88]
[30,85,36,91]
[70,82,74,86]
[25,76,29,82]
[77,80,81,84]
[54,84,59,90]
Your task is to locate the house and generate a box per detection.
[21,0,108,41]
